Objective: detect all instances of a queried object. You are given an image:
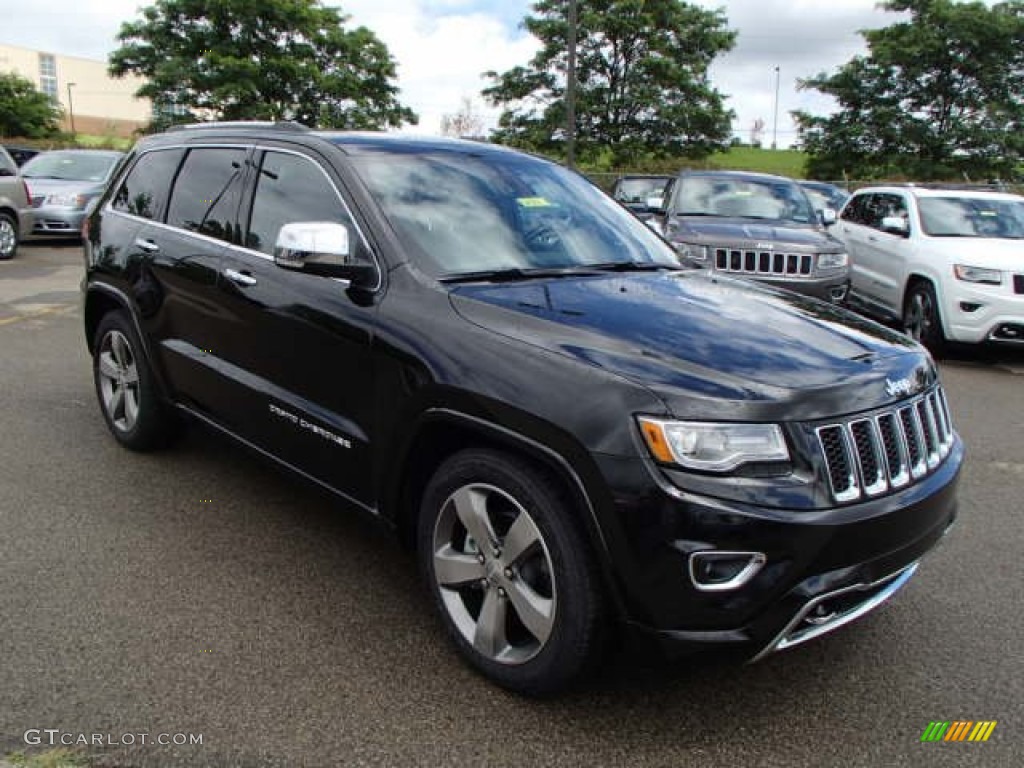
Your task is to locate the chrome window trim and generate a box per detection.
[103,141,382,291]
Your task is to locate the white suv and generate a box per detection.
[835,185,1024,349]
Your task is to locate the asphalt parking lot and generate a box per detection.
[1,243,1022,767]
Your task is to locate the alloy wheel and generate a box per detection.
[431,483,557,665]
[97,329,141,433]
[0,216,16,259]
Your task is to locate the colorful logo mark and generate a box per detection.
[921,721,997,742]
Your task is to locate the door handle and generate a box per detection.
[134,238,160,253]
[867,235,877,242]
[223,268,257,287]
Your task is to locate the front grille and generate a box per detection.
[1014,274,1024,294]
[713,248,814,277]
[816,386,954,503]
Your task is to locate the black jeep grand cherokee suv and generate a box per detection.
[83,123,961,695]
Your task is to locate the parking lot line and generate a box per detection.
[0,304,77,326]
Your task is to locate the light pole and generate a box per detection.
[566,0,578,170]
[771,66,780,150]
[67,82,77,136]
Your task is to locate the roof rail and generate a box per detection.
[165,121,310,133]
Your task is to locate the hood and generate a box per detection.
[672,217,844,251]
[450,271,935,421]
[23,178,105,199]
[946,237,1024,271]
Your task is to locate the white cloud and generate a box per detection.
[340,1,538,134]
[0,0,1006,149]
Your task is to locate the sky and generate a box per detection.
[0,0,929,147]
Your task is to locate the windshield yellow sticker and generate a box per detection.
[517,197,553,208]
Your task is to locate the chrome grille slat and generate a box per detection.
[714,247,815,278]
[816,386,953,503]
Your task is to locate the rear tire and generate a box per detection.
[903,281,946,353]
[93,310,178,450]
[417,448,605,696]
[0,211,18,260]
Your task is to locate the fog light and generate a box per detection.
[688,551,766,592]
[829,285,848,303]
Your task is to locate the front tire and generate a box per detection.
[93,310,178,450]
[903,281,945,353]
[417,449,605,695]
[0,211,18,260]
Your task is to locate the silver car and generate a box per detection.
[21,150,124,239]
[0,146,34,260]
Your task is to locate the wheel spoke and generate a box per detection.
[434,545,485,588]
[502,510,541,567]
[111,333,131,367]
[123,386,139,428]
[98,351,120,380]
[473,589,508,658]
[451,486,495,551]
[122,362,139,385]
[506,579,554,645]
[109,386,125,420]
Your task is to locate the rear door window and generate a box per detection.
[165,147,247,243]
[111,149,184,221]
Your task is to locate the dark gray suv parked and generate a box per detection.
[654,170,850,302]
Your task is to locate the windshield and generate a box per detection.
[673,176,817,224]
[21,152,120,182]
[349,149,680,278]
[615,177,670,204]
[918,196,1024,238]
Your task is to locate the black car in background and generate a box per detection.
[83,124,961,695]
[610,174,674,220]
[653,170,851,302]
[800,180,850,213]
[1,145,41,167]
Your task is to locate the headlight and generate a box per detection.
[817,252,848,270]
[953,264,1002,285]
[638,417,790,472]
[44,193,88,209]
[675,242,707,261]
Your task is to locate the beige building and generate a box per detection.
[0,42,152,137]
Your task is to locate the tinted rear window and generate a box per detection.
[112,149,184,221]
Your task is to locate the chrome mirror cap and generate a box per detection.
[274,221,351,271]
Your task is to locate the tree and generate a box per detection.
[109,0,417,130]
[483,0,735,167]
[0,72,62,138]
[441,96,486,139]
[795,0,1024,180]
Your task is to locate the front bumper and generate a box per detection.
[946,281,1024,344]
[24,205,87,239]
[743,272,850,303]
[594,437,961,661]
[16,207,34,240]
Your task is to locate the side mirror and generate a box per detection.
[274,221,376,284]
[880,216,909,237]
[819,208,837,226]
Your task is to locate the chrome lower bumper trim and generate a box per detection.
[749,561,919,663]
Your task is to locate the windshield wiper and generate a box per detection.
[438,266,604,284]
[587,261,680,272]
